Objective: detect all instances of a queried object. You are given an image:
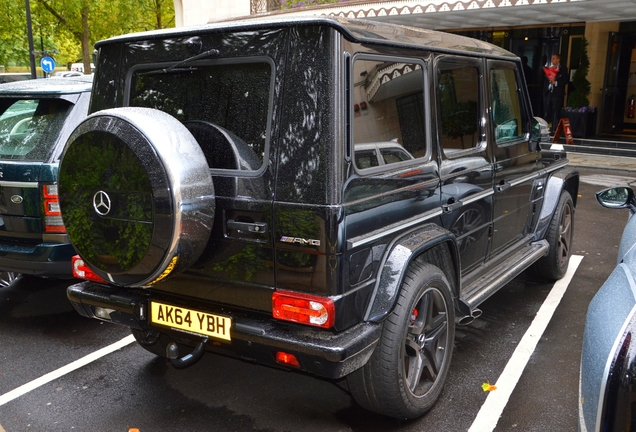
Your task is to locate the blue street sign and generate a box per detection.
[41,56,55,73]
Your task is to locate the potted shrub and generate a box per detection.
[562,38,597,138]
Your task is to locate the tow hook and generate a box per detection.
[166,337,208,368]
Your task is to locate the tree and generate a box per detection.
[0,1,31,68]
[0,0,174,71]
[567,37,591,109]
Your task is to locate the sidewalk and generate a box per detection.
[566,152,636,172]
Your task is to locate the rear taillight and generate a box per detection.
[272,291,335,329]
[43,184,65,233]
[72,255,107,283]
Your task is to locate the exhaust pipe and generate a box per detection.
[456,308,482,326]
[456,299,482,326]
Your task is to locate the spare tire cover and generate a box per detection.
[58,107,215,287]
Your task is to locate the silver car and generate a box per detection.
[580,186,636,431]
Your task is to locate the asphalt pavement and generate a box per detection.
[567,152,636,172]
[0,147,632,432]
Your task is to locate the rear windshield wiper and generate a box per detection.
[137,48,220,76]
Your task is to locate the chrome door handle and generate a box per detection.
[227,219,268,234]
[443,200,462,213]
[496,181,512,192]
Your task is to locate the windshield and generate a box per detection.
[0,98,72,161]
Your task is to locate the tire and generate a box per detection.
[0,271,21,288]
[347,262,455,419]
[533,191,574,281]
[58,108,215,287]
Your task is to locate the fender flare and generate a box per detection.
[364,223,460,322]
[535,167,579,240]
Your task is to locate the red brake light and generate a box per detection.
[272,291,335,329]
[72,255,107,283]
[42,184,65,233]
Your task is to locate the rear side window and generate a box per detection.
[128,59,273,174]
[352,56,428,171]
[0,98,72,161]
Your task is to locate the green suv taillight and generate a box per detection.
[43,183,65,233]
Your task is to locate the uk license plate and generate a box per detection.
[150,301,231,341]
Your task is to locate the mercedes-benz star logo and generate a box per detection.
[93,190,112,216]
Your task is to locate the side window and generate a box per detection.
[490,66,526,143]
[437,58,481,156]
[352,56,427,170]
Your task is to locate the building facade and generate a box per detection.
[173,0,636,138]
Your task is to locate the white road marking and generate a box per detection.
[468,255,583,432]
[0,335,135,407]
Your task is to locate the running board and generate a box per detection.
[461,240,549,309]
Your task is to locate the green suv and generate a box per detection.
[0,76,92,286]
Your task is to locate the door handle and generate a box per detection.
[496,181,512,192]
[443,199,462,213]
[227,219,268,234]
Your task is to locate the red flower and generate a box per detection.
[543,66,557,81]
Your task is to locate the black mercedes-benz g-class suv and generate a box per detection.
[58,17,578,419]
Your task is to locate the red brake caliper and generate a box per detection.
[411,308,419,322]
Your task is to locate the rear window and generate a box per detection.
[128,59,273,174]
[0,98,72,161]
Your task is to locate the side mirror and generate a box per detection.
[530,116,549,152]
[596,186,636,213]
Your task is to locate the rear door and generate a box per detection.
[436,56,493,273]
[124,29,285,312]
[487,60,538,255]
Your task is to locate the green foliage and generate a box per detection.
[212,245,269,281]
[0,0,175,69]
[0,1,29,67]
[212,209,320,281]
[276,210,320,268]
[567,38,592,109]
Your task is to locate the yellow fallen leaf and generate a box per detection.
[481,381,497,392]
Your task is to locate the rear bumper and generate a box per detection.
[67,281,381,379]
[0,242,75,277]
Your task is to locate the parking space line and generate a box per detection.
[0,335,135,407]
[468,255,583,432]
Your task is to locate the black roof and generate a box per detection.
[95,16,515,59]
